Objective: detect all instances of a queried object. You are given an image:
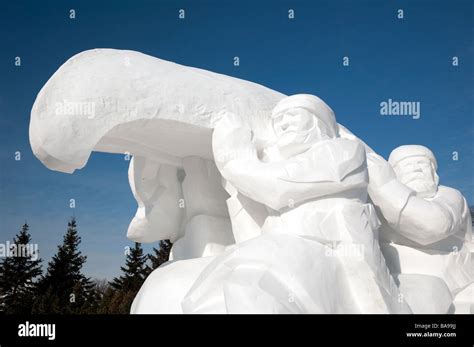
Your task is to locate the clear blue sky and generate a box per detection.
[0,0,472,279]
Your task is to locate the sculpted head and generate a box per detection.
[270,94,339,158]
[389,145,439,198]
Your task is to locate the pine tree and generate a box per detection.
[108,243,148,313]
[33,218,94,314]
[148,239,172,271]
[97,286,115,314]
[83,279,109,314]
[111,243,148,292]
[0,223,42,314]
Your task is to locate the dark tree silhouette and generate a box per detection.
[0,223,42,314]
[148,239,172,271]
[106,243,149,313]
[33,218,94,314]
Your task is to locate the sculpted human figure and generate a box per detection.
[181,94,410,313]
[367,145,473,313]
[128,155,238,313]
[127,155,234,260]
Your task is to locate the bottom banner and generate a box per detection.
[0,314,472,345]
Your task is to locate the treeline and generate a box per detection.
[0,218,172,314]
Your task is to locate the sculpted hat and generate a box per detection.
[389,145,437,170]
[272,94,338,135]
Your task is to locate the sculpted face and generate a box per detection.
[272,107,336,158]
[393,156,439,198]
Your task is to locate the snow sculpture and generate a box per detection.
[182,95,410,313]
[28,49,472,314]
[368,146,473,313]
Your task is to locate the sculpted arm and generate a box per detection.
[212,114,357,211]
[127,156,184,243]
[367,153,456,245]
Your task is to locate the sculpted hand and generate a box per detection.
[367,152,396,188]
[212,111,257,170]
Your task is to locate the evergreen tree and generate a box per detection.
[97,286,121,314]
[0,223,42,314]
[82,279,108,314]
[108,243,148,313]
[111,243,148,292]
[33,218,94,314]
[148,239,172,271]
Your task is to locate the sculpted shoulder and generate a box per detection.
[434,186,466,210]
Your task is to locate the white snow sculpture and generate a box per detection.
[127,156,184,243]
[29,49,472,314]
[182,95,410,313]
[29,48,281,265]
[367,145,473,313]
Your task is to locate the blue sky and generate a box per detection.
[0,0,472,279]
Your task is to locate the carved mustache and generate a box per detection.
[403,172,431,184]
